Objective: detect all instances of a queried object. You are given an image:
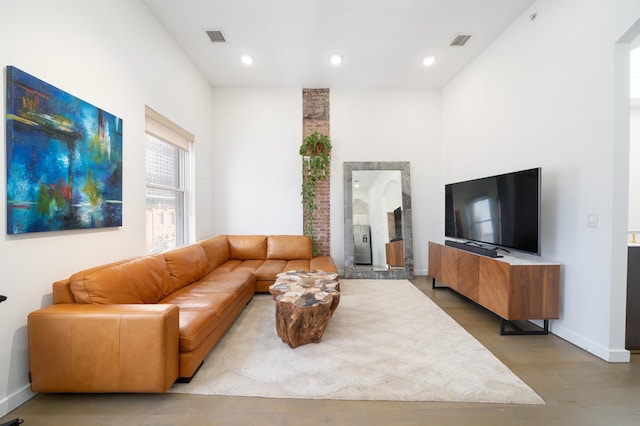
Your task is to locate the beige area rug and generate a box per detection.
[169,279,544,404]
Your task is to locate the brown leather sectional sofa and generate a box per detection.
[27,234,337,393]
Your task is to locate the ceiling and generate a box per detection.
[144,0,536,89]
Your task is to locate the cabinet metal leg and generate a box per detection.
[500,318,549,335]
[432,277,448,289]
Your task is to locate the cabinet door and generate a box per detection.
[441,245,458,290]
[428,242,442,282]
[479,257,510,319]
[510,264,560,320]
[457,251,479,302]
[386,240,404,267]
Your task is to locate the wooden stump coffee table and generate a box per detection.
[268,270,340,348]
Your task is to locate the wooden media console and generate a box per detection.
[428,241,560,335]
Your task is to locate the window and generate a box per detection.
[468,196,498,243]
[145,107,194,253]
[470,197,493,241]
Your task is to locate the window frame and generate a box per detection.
[144,106,195,253]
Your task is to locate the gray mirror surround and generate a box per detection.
[343,162,414,279]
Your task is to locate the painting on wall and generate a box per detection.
[5,66,123,234]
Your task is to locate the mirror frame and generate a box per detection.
[343,161,414,279]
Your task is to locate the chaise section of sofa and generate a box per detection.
[27,234,336,393]
[205,235,337,292]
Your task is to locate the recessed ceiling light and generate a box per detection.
[241,55,253,65]
[422,55,436,67]
[330,54,343,66]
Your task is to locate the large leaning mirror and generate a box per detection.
[344,162,413,279]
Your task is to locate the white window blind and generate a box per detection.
[144,106,194,149]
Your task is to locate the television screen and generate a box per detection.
[444,168,541,255]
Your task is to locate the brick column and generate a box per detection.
[302,89,330,256]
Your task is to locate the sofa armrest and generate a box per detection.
[28,304,179,393]
[310,255,337,274]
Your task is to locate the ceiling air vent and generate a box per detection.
[206,30,226,43]
[450,34,472,47]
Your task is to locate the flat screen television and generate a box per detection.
[444,167,541,256]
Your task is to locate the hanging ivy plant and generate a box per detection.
[299,131,332,255]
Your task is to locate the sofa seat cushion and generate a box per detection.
[174,308,224,352]
[214,259,264,275]
[254,260,311,282]
[160,289,235,311]
[70,254,173,304]
[214,260,243,273]
[230,259,264,274]
[310,255,338,273]
[255,260,287,281]
[283,259,311,271]
[197,271,257,294]
[158,272,255,352]
[160,290,237,352]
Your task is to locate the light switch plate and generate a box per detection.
[587,212,599,227]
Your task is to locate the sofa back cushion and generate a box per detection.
[52,280,75,304]
[267,235,313,260]
[198,235,230,272]
[163,244,209,291]
[227,235,267,260]
[69,254,173,304]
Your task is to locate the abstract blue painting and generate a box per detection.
[5,66,123,234]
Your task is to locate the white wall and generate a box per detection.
[441,0,640,361]
[330,89,443,274]
[209,89,303,235]
[0,0,216,415]
[209,88,442,275]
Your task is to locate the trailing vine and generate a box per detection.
[299,131,332,255]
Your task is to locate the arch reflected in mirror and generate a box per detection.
[344,162,414,279]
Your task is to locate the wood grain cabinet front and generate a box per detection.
[428,241,560,334]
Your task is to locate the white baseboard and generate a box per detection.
[551,325,631,363]
[0,384,35,418]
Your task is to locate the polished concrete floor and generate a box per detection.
[2,276,639,425]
